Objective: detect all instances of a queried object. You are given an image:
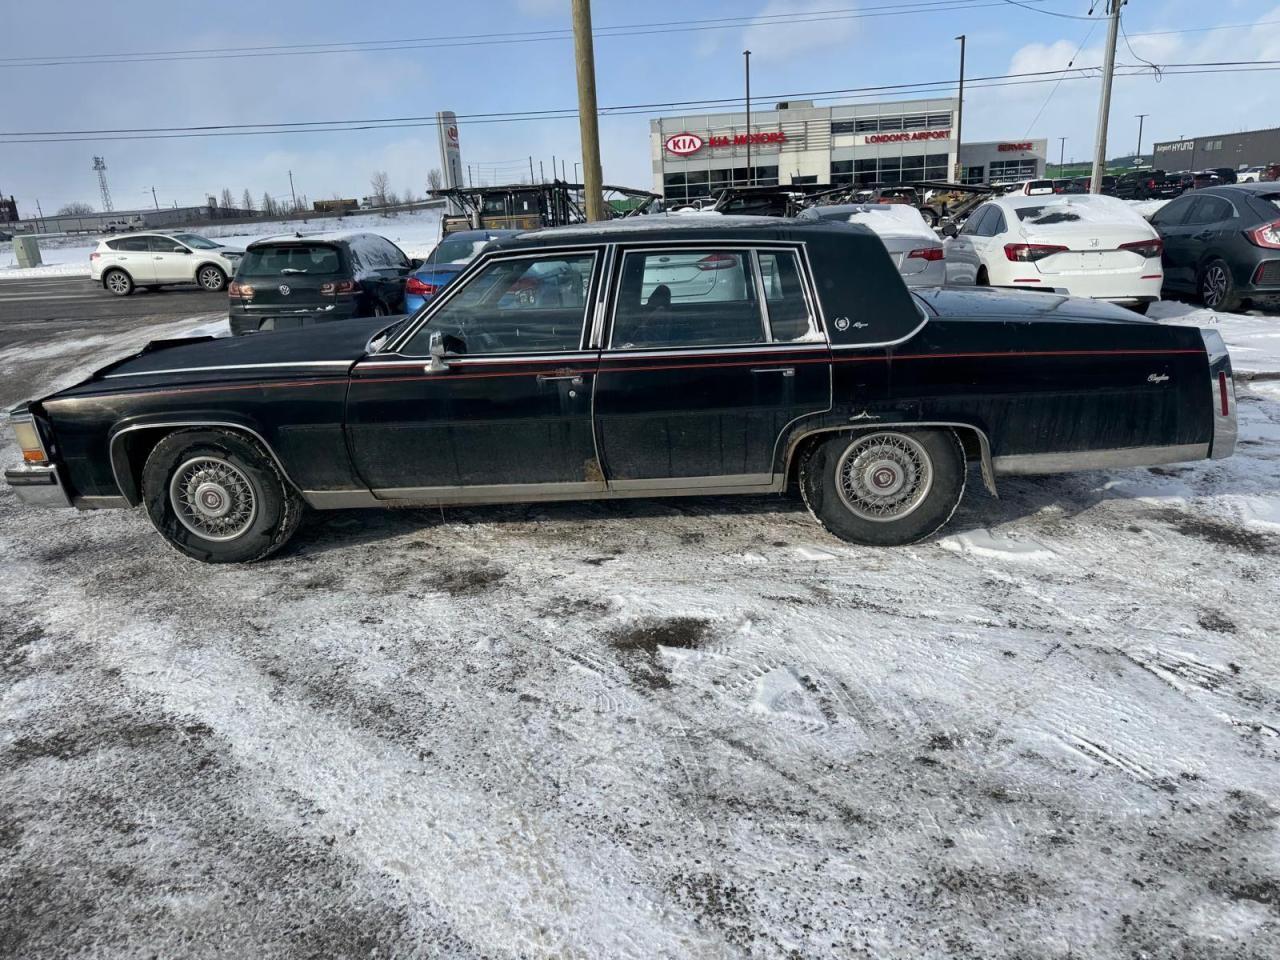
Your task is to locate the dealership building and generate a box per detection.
[650,98,1048,203]
[1152,125,1280,174]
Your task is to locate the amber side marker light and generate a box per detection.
[12,419,47,464]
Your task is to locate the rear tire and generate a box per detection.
[1128,301,1151,315]
[141,428,303,563]
[103,269,134,296]
[1199,258,1239,311]
[800,429,966,546]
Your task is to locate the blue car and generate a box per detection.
[404,228,520,312]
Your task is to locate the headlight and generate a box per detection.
[10,417,47,464]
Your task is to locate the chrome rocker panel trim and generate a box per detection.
[992,443,1210,475]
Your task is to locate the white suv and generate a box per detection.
[90,232,243,296]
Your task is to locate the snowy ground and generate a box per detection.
[1151,301,1280,378]
[1,319,1279,957]
[0,209,443,280]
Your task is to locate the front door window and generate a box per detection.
[405,253,596,355]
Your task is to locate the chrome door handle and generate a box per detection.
[536,374,584,384]
[751,366,795,377]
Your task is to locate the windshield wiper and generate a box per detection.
[279,268,307,274]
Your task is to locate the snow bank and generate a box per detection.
[0,209,443,280]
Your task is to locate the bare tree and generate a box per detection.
[427,168,443,193]
[261,192,278,216]
[402,187,416,205]
[370,170,390,214]
[219,188,234,209]
[241,189,255,213]
[56,201,94,215]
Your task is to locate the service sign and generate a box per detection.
[998,141,1033,152]
[664,133,705,156]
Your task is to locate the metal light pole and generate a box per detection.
[743,50,752,186]
[571,0,605,220]
[151,186,159,211]
[1089,0,1123,193]
[288,170,297,212]
[954,35,966,182]
[1058,137,1067,174]
[1135,113,1149,160]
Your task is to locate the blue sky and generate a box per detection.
[1,0,1277,214]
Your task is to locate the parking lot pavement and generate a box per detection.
[1,327,1278,956]
[0,276,225,350]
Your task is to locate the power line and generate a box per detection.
[1,59,1272,145]
[1000,0,1099,19]
[0,0,1056,68]
[1023,16,1099,135]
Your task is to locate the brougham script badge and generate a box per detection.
[1147,373,1170,383]
[278,284,291,296]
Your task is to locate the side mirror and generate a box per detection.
[427,331,465,373]
[940,223,958,238]
[409,258,424,269]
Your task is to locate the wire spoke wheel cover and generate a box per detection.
[835,432,934,522]
[169,456,258,541]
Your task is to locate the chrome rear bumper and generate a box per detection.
[1200,328,1237,459]
[4,464,73,508]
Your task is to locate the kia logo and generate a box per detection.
[664,133,705,156]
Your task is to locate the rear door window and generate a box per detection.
[239,245,343,277]
[611,249,764,349]
[109,237,149,251]
[758,250,817,342]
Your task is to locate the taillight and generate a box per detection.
[1146,179,1156,189]
[1004,243,1068,262]
[1245,219,1280,249]
[907,247,944,261]
[1218,371,1230,416]
[405,276,439,296]
[227,281,254,299]
[320,279,357,296]
[696,253,738,271]
[1119,238,1164,258]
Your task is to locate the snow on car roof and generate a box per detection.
[815,204,937,242]
[1001,193,1148,227]
[245,230,393,247]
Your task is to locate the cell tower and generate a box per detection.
[92,156,114,212]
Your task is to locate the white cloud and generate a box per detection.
[740,0,859,63]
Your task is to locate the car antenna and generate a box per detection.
[295,231,303,238]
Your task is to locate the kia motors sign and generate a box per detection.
[665,133,705,156]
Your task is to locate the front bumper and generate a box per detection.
[4,464,73,508]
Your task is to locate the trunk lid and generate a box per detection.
[232,241,350,313]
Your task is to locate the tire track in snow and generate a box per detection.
[101,625,730,959]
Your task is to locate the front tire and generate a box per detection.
[141,429,303,563]
[197,264,227,291]
[103,269,134,296]
[800,429,966,546]
[1199,258,1239,311]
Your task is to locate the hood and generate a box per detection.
[914,286,1155,324]
[86,315,399,381]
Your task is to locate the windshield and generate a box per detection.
[238,244,342,277]
[170,233,221,249]
[427,235,488,265]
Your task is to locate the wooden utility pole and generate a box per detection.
[572,0,605,220]
[954,35,966,182]
[1090,0,1123,193]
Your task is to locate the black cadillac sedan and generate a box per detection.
[6,216,1236,563]
[1150,182,1280,310]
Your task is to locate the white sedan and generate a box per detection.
[89,232,244,296]
[943,194,1164,313]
